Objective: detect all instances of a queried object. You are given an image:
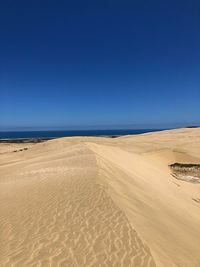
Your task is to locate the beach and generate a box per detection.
[1,128,200,267]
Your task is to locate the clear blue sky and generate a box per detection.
[0,1,200,130]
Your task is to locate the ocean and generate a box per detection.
[0,129,163,140]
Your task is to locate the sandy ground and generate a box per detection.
[0,128,200,267]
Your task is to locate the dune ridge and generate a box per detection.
[1,128,200,266]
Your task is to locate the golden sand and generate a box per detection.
[1,128,200,267]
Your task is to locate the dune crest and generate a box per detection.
[1,128,200,266]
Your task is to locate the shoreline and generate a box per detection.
[0,128,165,141]
[0,127,199,144]
[0,138,54,143]
[0,135,121,143]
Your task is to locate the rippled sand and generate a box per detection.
[1,128,200,267]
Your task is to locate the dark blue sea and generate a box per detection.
[0,129,162,140]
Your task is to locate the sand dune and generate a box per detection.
[1,128,200,267]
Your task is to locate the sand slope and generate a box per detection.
[0,128,200,267]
